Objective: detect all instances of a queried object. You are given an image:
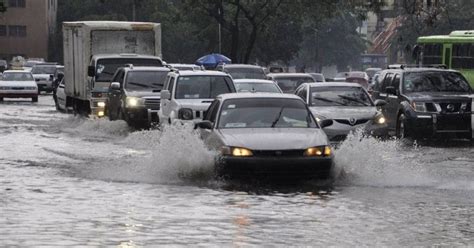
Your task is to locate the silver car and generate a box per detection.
[195,93,334,180]
[233,79,282,93]
[295,82,388,142]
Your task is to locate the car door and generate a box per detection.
[108,70,124,118]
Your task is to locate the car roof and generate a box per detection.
[267,73,312,78]
[33,63,57,67]
[305,82,362,88]
[220,64,262,68]
[381,68,459,73]
[217,92,301,101]
[91,54,162,60]
[168,63,199,67]
[233,79,275,84]
[3,70,31,73]
[171,70,230,77]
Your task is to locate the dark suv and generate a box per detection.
[107,66,170,129]
[372,68,473,139]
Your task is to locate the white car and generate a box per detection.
[233,79,282,93]
[0,70,39,102]
[55,77,68,111]
[31,63,57,93]
[159,70,236,124]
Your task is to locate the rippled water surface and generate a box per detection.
[1,96,473,246]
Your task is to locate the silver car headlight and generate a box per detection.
[221,146,253,157]
[125,97,145,108]
[313,114,327,123]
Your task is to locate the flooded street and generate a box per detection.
[1,95,473,246]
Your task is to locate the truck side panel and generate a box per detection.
[64,25,89,101]
[91,31,155,55]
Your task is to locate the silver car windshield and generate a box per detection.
[225,67,266,79]
[2,72,34,81]
[218,98,317,129]
[275,77,314,92]
[175,76,233,99]
[235,83,281,93]
[310,86,372,106]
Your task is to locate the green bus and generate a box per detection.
[416,30,474,87]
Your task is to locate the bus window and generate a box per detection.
[452,43,474,69]
[423,44,443,65]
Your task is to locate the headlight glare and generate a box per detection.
[374,114,386,124]
[221,146,253,157]
[304,146,332,157]
[126,97,144,107]
[97,101,106,108]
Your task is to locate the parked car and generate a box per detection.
[0,70,38,102]
[168,63,203,71]
[365,67,382,81]
[31,62,58,93]
[216,64,267,80]
[159,70,236,124]
[309,73,326,82]
[233,79,282,93]
[55,77,68,111]
[346,71,370,89]
[295,82,388,142]
[107,66,170,128]
[195,93,334,180]
[371,68,473,140]
[267,73,315,93]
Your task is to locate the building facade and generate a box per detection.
[0,0,57,61]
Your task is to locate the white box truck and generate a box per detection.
[62,21,163,116]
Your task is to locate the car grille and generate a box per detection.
[438,102,471,113]
[253,149,306,157]
[334,119,370,126]
[194,110,207,119]
[144,99,160,110]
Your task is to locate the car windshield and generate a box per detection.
[175,76,234,99]
[125,71,169,91]
[2,72,34,81]
[311,74,325,82]
[95,58,162,82]
[235,82,281,93]
[274,76,314,93]
[310,86,372,106]
[31,66,56,74]
[225,67,266,79]
[403,71,471,93]
[218,98,317,129]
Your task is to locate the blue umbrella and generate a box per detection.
[195,53,232,68]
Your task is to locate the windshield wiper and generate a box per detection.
[271,107,285,128]
[337,95,369,106]
[128,82,150,88]
[313,97,347,106]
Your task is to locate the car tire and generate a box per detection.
[32,96,38,103]
[396,113,408,139]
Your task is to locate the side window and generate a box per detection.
[163,75,170,90]
[422,44,443,65]
[381,73,393,93]
[392,74,400,91]
[169,77,176,95]
[204,100,220,122]
[300,87,308,102]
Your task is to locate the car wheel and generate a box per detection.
[32,96,38,103]
[396,113,408,139]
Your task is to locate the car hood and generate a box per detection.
[0,80,37,87]
[405,92,473,102]
[309,106,378,120]
[126,91,161,98]
[177,99,214,110]
[217,128,328,150]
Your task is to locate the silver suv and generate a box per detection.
[159,70,236,124]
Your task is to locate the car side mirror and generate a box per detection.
[110,82,121,92]
[194,120,213,130]
[161,90,171,100]
[87,66,96,77]
[319,119,333,128]
[386,86,397,95]
[374,99,387,107]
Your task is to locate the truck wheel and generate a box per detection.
[32,96,38,102]
[396,113,408,139]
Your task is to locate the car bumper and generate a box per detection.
[406,113,472,139]
[36,81,53,91]
[324,122,388,142]
[217,156,334,180]
[125,107,160,125]
[0,91,38,98]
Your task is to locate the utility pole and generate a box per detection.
[132,0,136,21]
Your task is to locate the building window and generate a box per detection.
[8,0,25,8]
[8,25,26,37]
[0,25,6,36]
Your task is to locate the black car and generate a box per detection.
[371,68,473,139]
[107,66,170,128]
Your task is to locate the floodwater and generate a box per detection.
[1,95,473,246]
